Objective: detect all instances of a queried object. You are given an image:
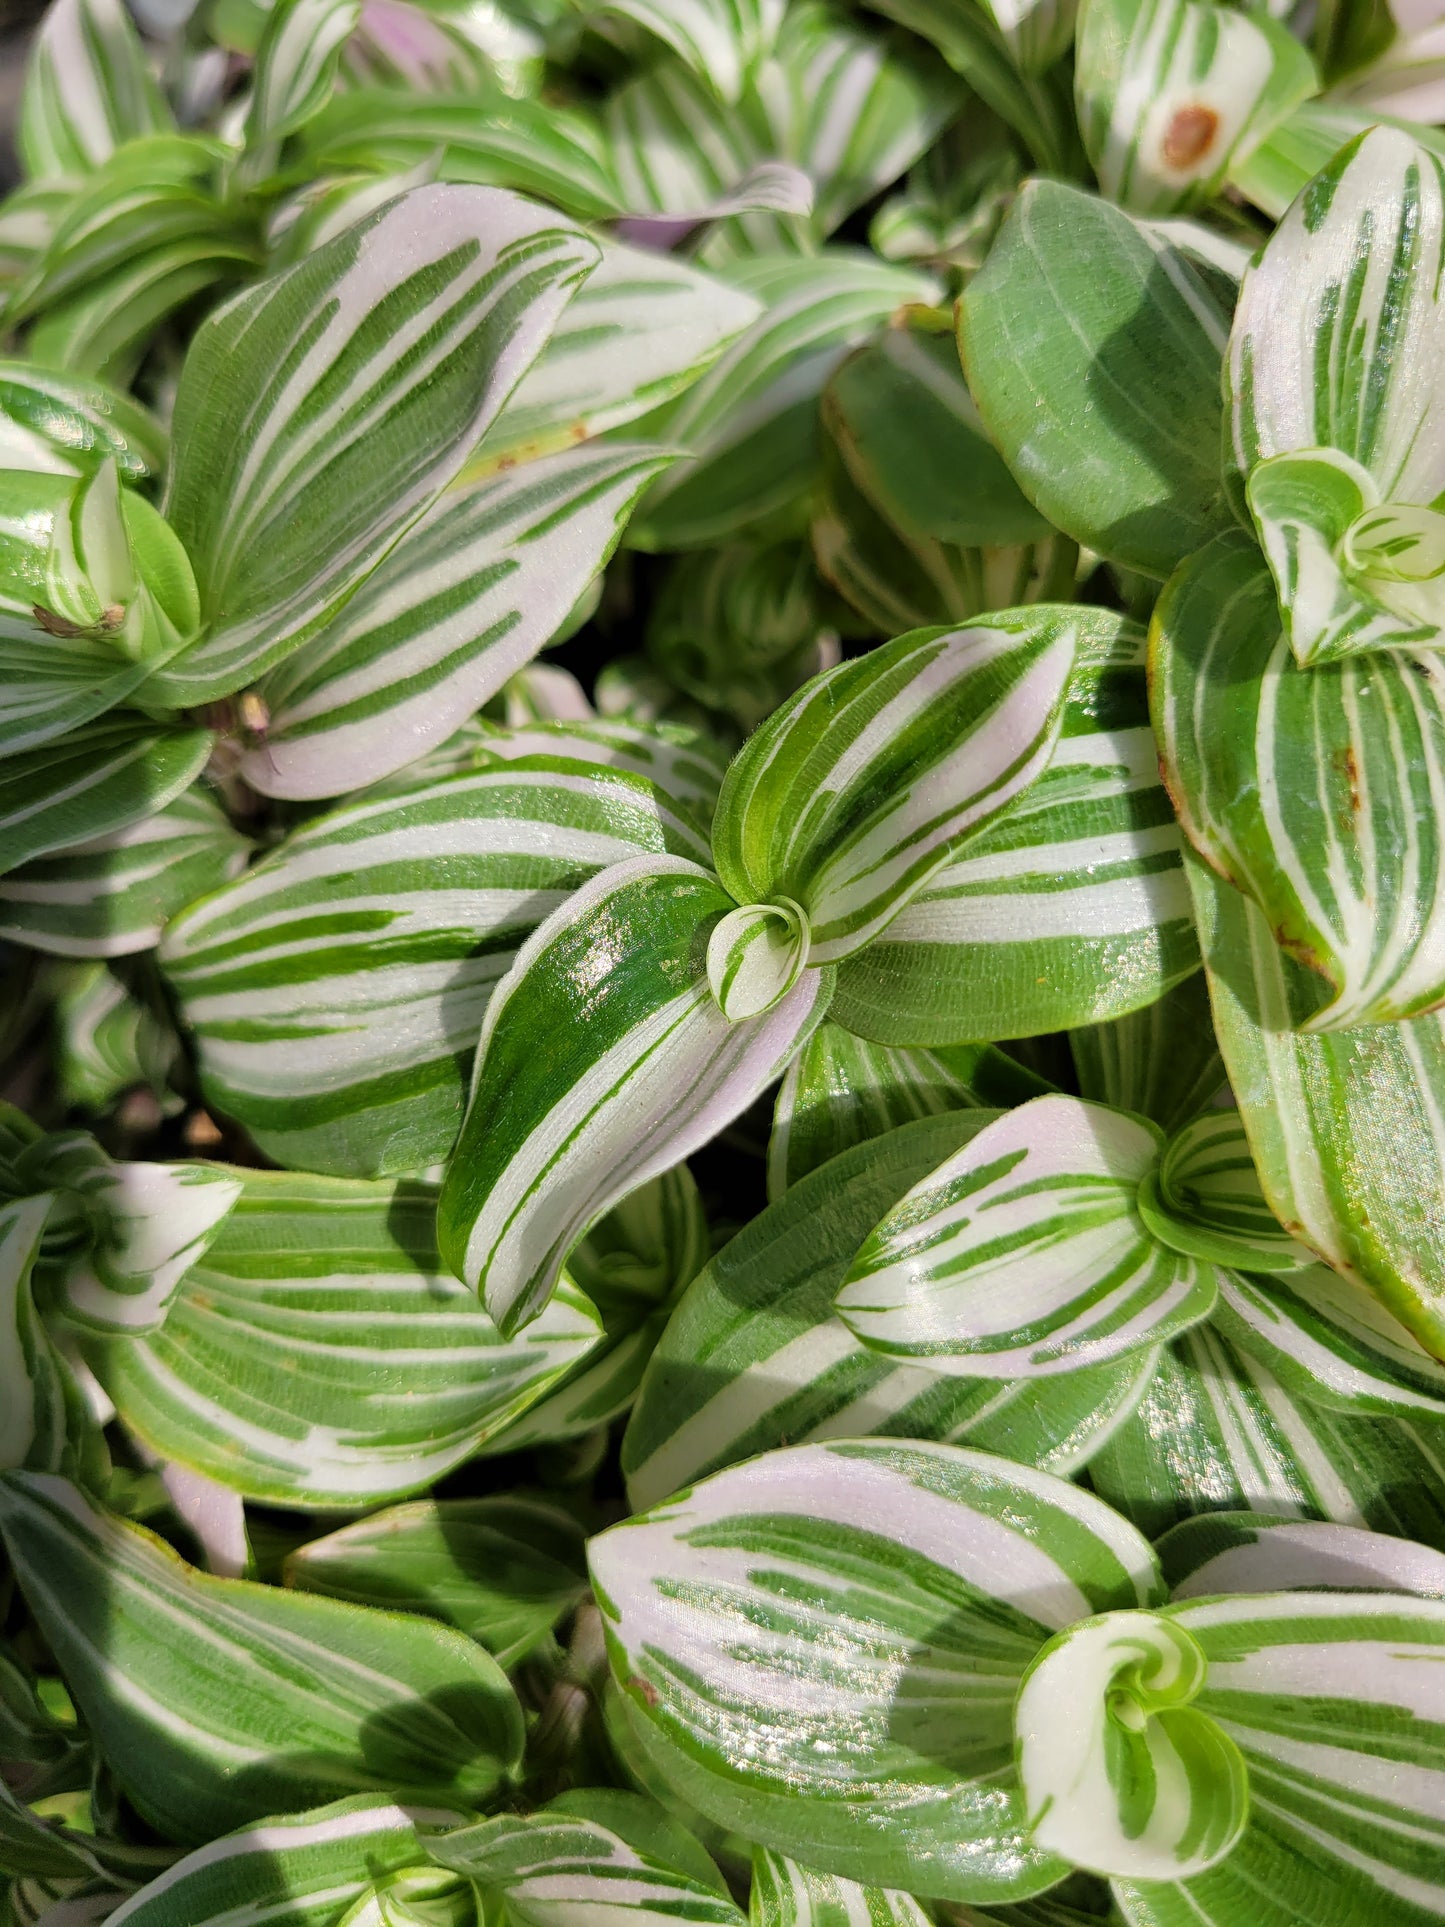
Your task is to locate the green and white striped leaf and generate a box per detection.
[767,1018,1052,1196]
[1075,0,1315,215]
[104,1799,459,1927]
[429,1795,744,1927]
[1159,1513,1445,1600]
[622,1114,1158,1512]
[152,187,598,706]
[479,718,727,828]
[1213,1265,1445,1421]
[713,611,1075,967]
[284,1496,587,1667]
[51,959,178,1113]
[1153,535,1445,1030]
[1070,971,1225,1138]
[0,721,213,878]
[830,614,1198,1046]
[238,0,363,188]
[627,253,938,552]
[160,761,705,1177]
[247,443,672,800]
[604,61,779,249]
[1015,1611,1247,1879]
[959,180,1234,578]
[87,1171,603,1505]
[588,0,782,103]
[1114,1593,1445,1927]
[0,1471,524,1844]
[19,0,171,182]
[836,1096,1219,1377]
[439,854,832,1333]
[1187,852,1445,1358]
[1137,1112,1314,1273]
[0,1196,73,1475]
[0,787,251,959]
[1088,1322,1445,1548]
[749,1849,931,1927]
[468,240,760,477]
[0,364,165,484]
[589,1438,1161,1900]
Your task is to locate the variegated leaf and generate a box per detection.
[1159,1513,1445,1600]
[438,854,832,1333]
[245,443,671,800]
[713,610,1075,967]
[429,1793,744,1927]
[0,720,213,877]
[749,1849,931,1927]
[0,786,251,959]
[588,0,783,103]
[1016,1611,1247,1879]
[0,1196,73,1475]
[836,1096,1219,1377]
[87,1171,603,1505]
[622,1114,1158,1512]
[1136,1112,1315,1273]
[238,0,363,188]
[1214,1264,1445,1421]
[103,1799,459,1927]
[0,1472,524,1843]
[1114,1593,1445,1927]
[1070,971,1225,1137]
[830,613,1197,1044]
[18,0,171,181]
[151,187,599,705]
[960,180,1233,578]
[0,363,165,483]
[1153,535,1445,1030]
[767,1018,1052,1196]
[627,252,939,552]
[160,761,706,1177]
[1089,1322,1445,1548]
[468,240,761,477]
[1075,0,1316,215]
[480,717,727,827]
[51,958,178,1113]
[589,1439,1161,1900]
[284,1496,587,1667]
[1185,839,1445,1373]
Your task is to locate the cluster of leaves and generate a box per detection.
[5,0,1445,1921]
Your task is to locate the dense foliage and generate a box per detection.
[4,0,1445,1920]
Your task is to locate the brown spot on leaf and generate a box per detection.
[1163,104,1220,171]
[629,1677,659,1707]
[1332,744,1362,817]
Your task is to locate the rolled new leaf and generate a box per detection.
[588,1438,1162,1900]
[152,185,601,705]
[835,1095,1220,1377]
[0,1472,525,1843]
[1136,1112,1315,1273]
[1152,536,1445,1031]
[439,854,832,1333]
[711,610,1077,966]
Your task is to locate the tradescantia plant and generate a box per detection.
[8,0,1445,1921]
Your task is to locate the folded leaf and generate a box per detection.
[247,443,672,800]
[440,854,832,1332]
[1136,1112,1315,1273]
[588,0,782,103]
[837,1095,1219,1377]
[831,613,1197,1043]
[1075,0,1316,215]
[161,761,706,1177]
[0,1195,70,1474]
[0,720,213,876]
[0,362,165,484]
[0,786,251,959]
[19,0,171,181]
[714,611,1075,965]
[1088,1323,1445,1547]
[87,1171,603,1505]
[767,1018,1052,1196]
[589,1439,1161,1899]
[104,1799,461,1927]
[960,180,1234,577]
[621,1114,1159,1511]
[749,1849,931,1927]
[1154,535,1445,1030]
[1188,838,1445,1355]
[0,1472,524,1843]
[284,1497,587,1667]
[1159,1513,1445,1600]
[155,186,599,704]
